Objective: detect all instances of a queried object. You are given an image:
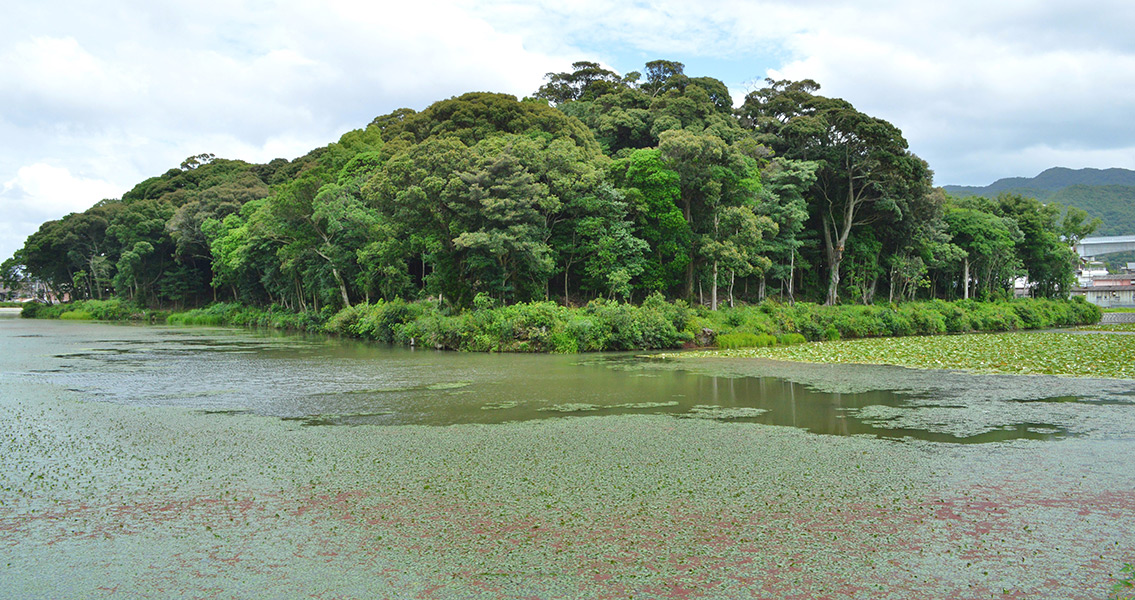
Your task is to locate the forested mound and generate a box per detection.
[3,60,1099,314]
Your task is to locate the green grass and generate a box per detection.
[58,310,95,320]
[681,331,1135,379]
[1103,307,1135,313]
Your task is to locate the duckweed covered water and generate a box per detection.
[2,308,1134,599]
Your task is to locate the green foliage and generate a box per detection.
[20,302,42,318]
[320,295,692,352]
[29,293,1100,356]
[690,298,1096,343]
[166,302,324,331]
[1111,563,1135,600]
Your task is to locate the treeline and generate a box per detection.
[1,60,1100,311]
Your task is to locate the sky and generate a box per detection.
[3,0,1135,262]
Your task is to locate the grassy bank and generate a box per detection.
[25,295,1102,353]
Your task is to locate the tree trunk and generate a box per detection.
[888,265,896,304]
[563,265,571,305]
[963,256,970,300]
[331,266,351,308]
[788,251,795,305]
[686,261,696,301]
[683,198,695,300]
[711,260,718,310]
[822,213,848,306]
[826,255,842,305]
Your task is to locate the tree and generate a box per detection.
[657,129,770,307]
[702,204,776,307]
[944,200,1020,299]
[739,79,933,304]
[451,149,557,301]
[756,158,817,302]
[535,61,637,105]
[641,60,686,97]
[994,193,1079,298]
[1058,205,1101,247]
[611,148,691,296]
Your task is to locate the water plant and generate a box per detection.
[1113,563,1135,600]
[690,331,1135,379]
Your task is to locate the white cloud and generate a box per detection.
[755,1,1135,184]
[0,0,579,261]
[0,164,126,262]
[2,0,1135,262]
[1,163,123,217]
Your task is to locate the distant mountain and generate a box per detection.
[944,167,1135,198]
[943,167,1135,236]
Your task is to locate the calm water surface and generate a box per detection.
[0,309,1067,441]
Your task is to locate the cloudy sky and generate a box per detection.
[3,0,1134,261]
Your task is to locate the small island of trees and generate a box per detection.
[2,60,1103,351]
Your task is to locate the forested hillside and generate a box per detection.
[945,168,1135,236]
[2,61,1100,311]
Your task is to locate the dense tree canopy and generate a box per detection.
[6,61,1094,310]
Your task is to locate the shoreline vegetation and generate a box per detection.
[22,296,1101,355]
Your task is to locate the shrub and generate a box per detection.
[778,332,807,346]
[76,298,131,320]
[716,332,755,349]
[20,302,42,318]
[904,304,947,335]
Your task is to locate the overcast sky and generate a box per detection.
[3,0,1134,261]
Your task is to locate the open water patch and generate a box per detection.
[8,319,1120,443]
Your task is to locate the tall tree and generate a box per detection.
[657,129,769,307]
[739,79,933,304]
[756,158,817,302]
